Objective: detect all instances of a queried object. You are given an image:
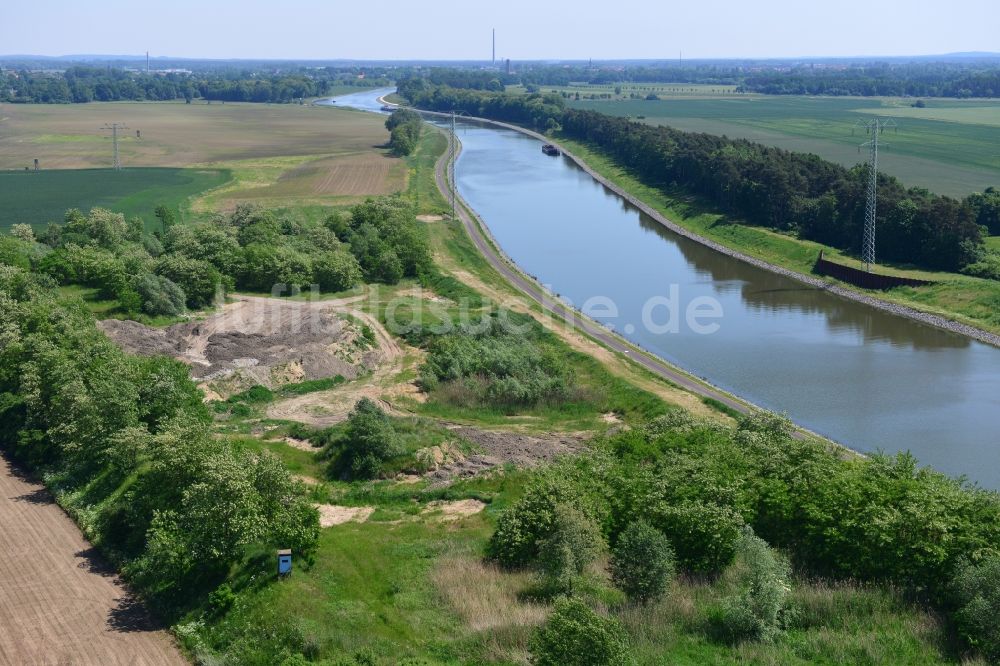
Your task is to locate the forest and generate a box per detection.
[0,66,389,104]
[397,80,994,274]
[0,196,432,320]
[404,61,1000,98]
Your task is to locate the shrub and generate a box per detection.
[529,597,631,666]
[0,237,34,270]
[611,520,675,603]
[208,583,236,615]
[536,504,604,593]
[229,385,275,404]
[710,529,793,644]
[156,254,222,309]
[951,555,1000,660]
[134,273,186,317]
[312,250,363,292]
[648,500,744,574]
[334,398,401,480]
[421,316,569,409]
[239,243,313,292]
[488,473,607,569]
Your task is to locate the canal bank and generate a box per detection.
[326,88,1000,489]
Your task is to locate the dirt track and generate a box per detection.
[0,455,185,666]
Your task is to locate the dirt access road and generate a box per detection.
[0,456,185,666]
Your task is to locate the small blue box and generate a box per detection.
[277,549,292,576]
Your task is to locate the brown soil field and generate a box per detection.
[0,455,184,665]
[0,102,388,169]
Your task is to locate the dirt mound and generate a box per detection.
[422,499,486,521]
[423,426,588,486]
[265,311,417,426]
[99,296,388,396]
[314,504,375,527]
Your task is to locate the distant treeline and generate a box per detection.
[398,78,565,132]
[399,80,999,274]
[0,66,390,104]
[740,64,1000,97]
[410,62,1000,98]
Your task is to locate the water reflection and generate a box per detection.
[330,88,1000,489]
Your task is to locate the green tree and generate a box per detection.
[530,597,631,666]
[647,500,744,574]
[537,504,604,593]
[134,273,186,316]
[611,520,675,603]
[951,555,1000,661]
[154,205,176,234]
[312,250,363,292]
[10,224,35,243]
[710,529,793,644]
[156,255,222,309]
[334,398,401,479]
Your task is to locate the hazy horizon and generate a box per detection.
[2,0,997,62]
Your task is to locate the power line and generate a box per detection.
[855,117,896,272]
[99,122,129,171]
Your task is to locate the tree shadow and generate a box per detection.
[11,486,52,505]
[74,547,117,577]
[107,594,162,634]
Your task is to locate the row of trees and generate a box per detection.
[0,65,388,104]
[398,80,990,273]
[6,196,432,318]
[385,108,423,156]
[489,409,1000,660]
[740,64,1000,98]
[398,77,565,132]
[0,265,319,615]
[560,108,988,272]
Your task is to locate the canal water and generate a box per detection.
[327,89,1000,489]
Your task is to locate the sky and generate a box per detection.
[2,0,997,61]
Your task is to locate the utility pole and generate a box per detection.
[855,117,896,272]
[100,123,129,171]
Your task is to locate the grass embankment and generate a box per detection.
[556,136,1000,338]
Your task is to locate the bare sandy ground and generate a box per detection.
[0,455,185,666]
[100,294,392,398]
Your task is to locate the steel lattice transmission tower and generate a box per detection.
[100,122,129,171]
[856,117,896,272]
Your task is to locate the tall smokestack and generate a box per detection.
[492,29,495,65]
[146,51,149,73]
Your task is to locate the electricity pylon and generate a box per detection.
[100,123,129,171]
[855,117,896,272]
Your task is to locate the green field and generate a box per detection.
[567,94,1000,197]
[0,167,229,231]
